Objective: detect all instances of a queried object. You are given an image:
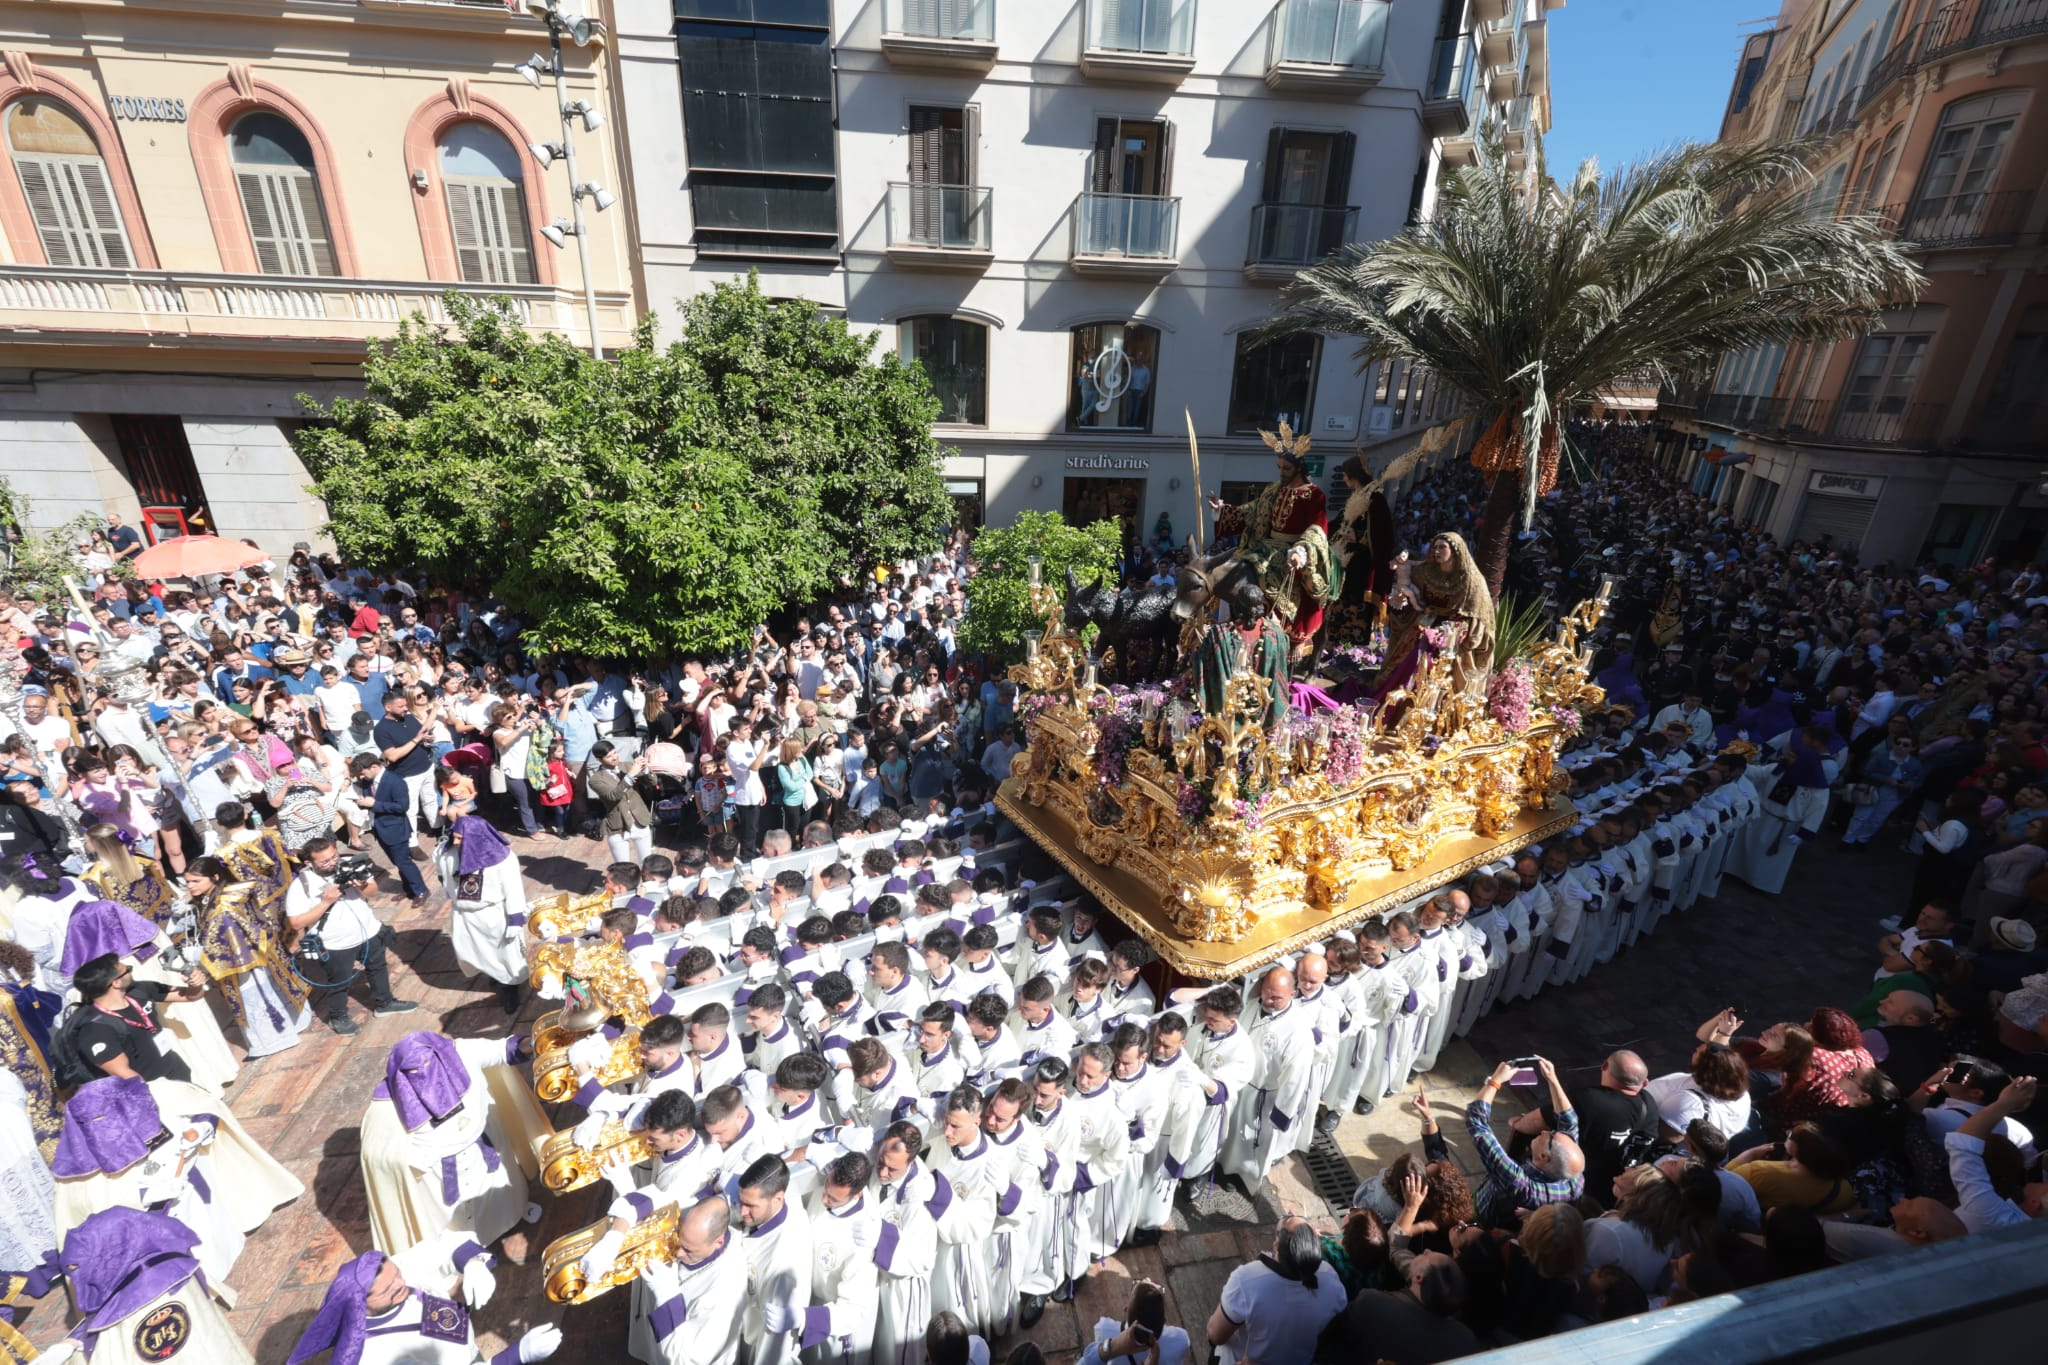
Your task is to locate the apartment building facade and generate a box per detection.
[1658,0,2048,569]
[613,0,1557,548]
[0,0,636,552]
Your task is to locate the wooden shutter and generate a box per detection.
[1261,127,1287,201]
[237,167,337,277]
[450,181,536,286]
[448,180,483,282]
[236,169,287,274]
[1091,117,1121,194]
[909,107,947,243]
[13,155,132,268]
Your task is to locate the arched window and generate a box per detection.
[5,97,133,268]
[229,111,337,276]
[1911,91,2027,227]
[438,123,534,285]
[900,316,987,427]
[1068,322,1160,432]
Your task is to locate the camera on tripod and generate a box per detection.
[332,853,378,889]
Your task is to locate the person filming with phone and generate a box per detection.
[1468,1055,1584,1230]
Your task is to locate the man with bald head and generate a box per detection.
[1864,989,1949,1093]
[1291,950,1344,1140]
[1468,1056,1584,1229]
[1223,963,1316,1188]
[633,1195,746,1365]
[1512,1048,1657,1199]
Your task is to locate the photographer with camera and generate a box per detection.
[283,835,418,1036]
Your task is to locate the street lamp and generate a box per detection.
[519,0,614,360]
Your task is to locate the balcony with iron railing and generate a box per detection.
[1858,23,1924,115]
[1243,201,1357,283]
[1265,0,1392,95]
[1081,0,1198,83]
[1423,31,1481,138]
[0,265,636,352]
[1070,193,1181,278]
[1957,401,2048,455]
[1695,391,1948,451]
[1875,189,2035,250]
[880,0,999,72]
[884,183,994,268]
[1924,0,2048,61]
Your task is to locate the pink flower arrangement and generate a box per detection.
[1487,659,1536,734]
[1550,705,1583,735]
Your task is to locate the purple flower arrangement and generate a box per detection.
[1486,658,1536,734]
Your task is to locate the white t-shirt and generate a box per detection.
[1645,1072,1752,1141]
[1216,1259,1348,1365]
[1081,1318,1193,1365]
[727,738,766,806]
[283,866,381,952]
[315,681,361,731]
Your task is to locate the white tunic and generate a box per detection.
[0,1070,56,1279]
[928,1138,1001,1339]
[1223,1002,1316,1183]
[741,1199,815,1365]
[798,1192,879,1365]
[438,848,529,987]
[636,1229,747,1365]
[1102,1062,1169,1239]
[79,1269,253,1365]
[1068,1082,1131,1262]
[1181,1024,1257,1182]
[361,1036,531,1261]
[871,1164,940,1365]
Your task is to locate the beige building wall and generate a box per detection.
[0,0,640,552]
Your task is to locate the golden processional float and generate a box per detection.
[995,552,1613,984]
[495,890,682,1303]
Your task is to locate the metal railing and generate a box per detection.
[1698,391,1947,450]
[883,0,996,43]
[1858,23,1924,113]
[1085,0,1196,57]
[1876,189,2034,249]
[886,183,994,252]
[1925,0,2048,61]
[1270,0,1392,71]
[1072,193,1181,260]
[1246,202,1357,267]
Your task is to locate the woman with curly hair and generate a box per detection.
[1763,1007,1876,1132]
[1648,1038,1753,1146]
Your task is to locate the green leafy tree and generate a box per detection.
[960,510,1123,664]
[673,278,952,579]
[1255,127,1923,592]
[0,478,127,599]
[296,284,948,656]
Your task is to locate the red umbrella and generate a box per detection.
[131,535,268,579]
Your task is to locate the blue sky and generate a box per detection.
[1542,0,1774,176]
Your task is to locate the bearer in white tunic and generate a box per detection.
[638,1197,749,1365]
[1102,1023,1169,1246]
[437,817,529,1010]
[1017,1059,1083,1305]
[1067,1044,1133,1263]
[1104,942,1159,1031]
[1134,1013,1205,1234]
[1457,879,1514,1036]
[927,1091,1001,1339]
[1223,966,1316,1185]
[568,1013,694,1147]
[741,984,805,1078]
[1171,989,1258,1185]
[784,1152,881,1365]
[360,1032,536,1263]
[1291,952,1344,1143]
[870,1124,943,1365]
[286,1231,551,1365]
[59,1207,256,1365]
[737,1155,814,1365]
[1410,901,1465,1076]
[1380,914,1436,1092]
[975,1080,1040,1334]
[1010,975,1078,1069]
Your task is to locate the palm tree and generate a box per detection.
[1254,128,1925,593]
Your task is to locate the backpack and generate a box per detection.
[49,1005,103,1090]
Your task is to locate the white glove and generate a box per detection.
[639,1254,681,1298]
[566,1034,613,1074]
[573,1112,611,1149]
[460,1256,497,1310]
[761,1297,798,1334]
[603,1158,639,1197]
[517,1323,565,1363]
[535,973,565,1001]
[578,1229,624,1282]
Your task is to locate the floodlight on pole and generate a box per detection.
[519,0,610,360]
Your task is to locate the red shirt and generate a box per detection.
[347,604,382,639]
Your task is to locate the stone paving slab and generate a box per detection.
[9,823,1907,1357]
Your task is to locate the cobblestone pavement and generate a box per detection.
[13,822,1904,1360]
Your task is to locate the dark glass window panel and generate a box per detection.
[1226,333,1320,434]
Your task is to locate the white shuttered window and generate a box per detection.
[6,97,133,268]
[229,112,338,277]
[438,124,534,285]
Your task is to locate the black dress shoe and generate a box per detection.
[1125,1226,1163,1249]
[1353,1096,1377,1116]
[1315,1109,1342,1135]
[1018,1293,1046,1328]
